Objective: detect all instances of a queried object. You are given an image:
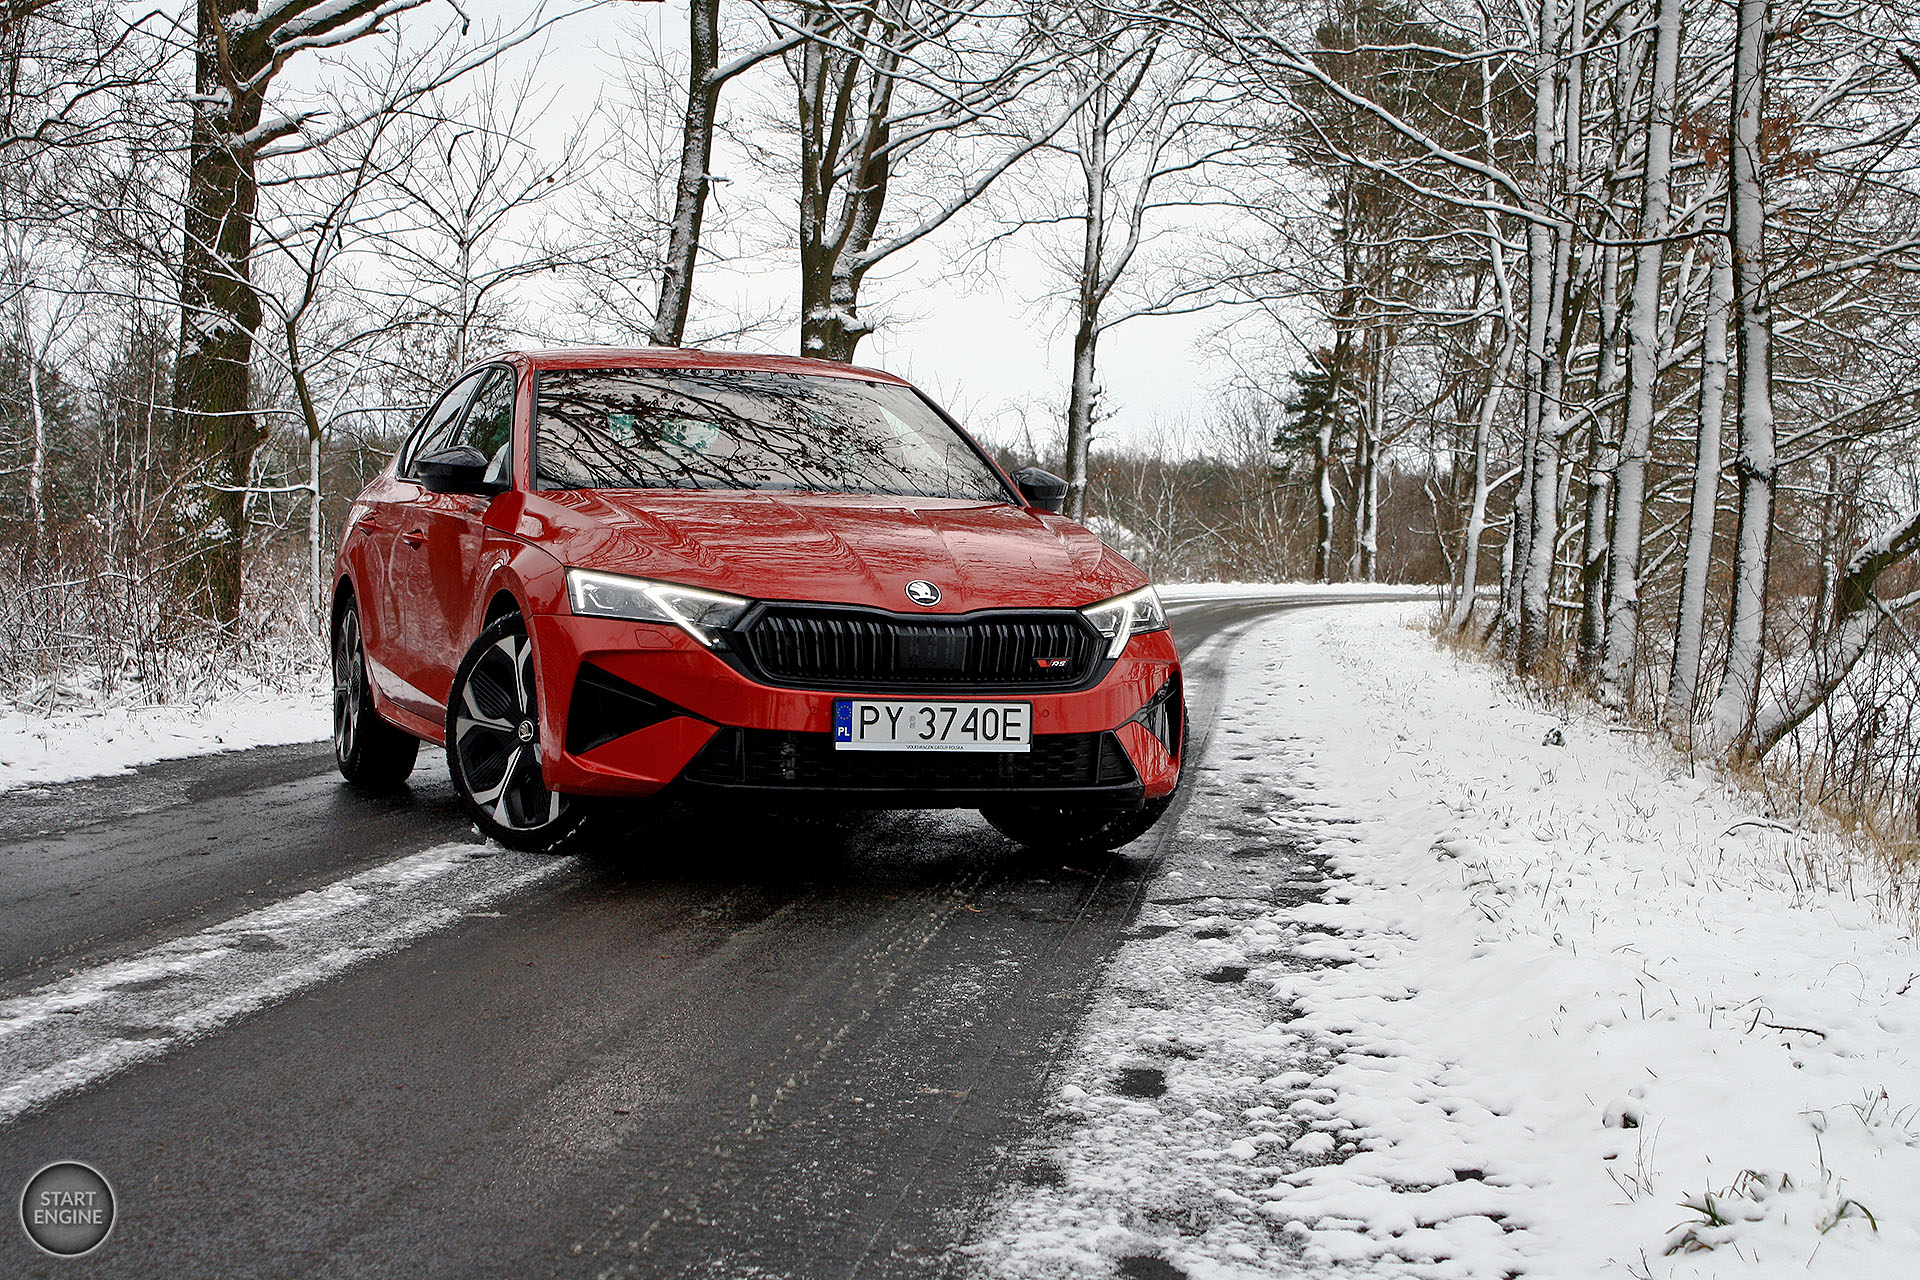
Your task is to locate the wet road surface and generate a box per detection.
[0,592,1419,1278]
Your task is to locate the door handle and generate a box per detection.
[401,529,426,548]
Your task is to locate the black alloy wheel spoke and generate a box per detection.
[454,630,565,832]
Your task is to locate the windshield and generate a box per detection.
[534,367,1013,501]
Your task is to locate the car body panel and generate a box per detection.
[520,489,1137,615]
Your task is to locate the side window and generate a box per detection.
[455,367,516,485]
[399,371,486,477]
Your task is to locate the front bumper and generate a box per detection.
[528,613,1183,807]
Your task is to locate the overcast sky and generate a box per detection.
[441,0,1243,453]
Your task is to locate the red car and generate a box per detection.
[329,348,1183,852]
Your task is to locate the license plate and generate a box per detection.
[833,699,1032,752]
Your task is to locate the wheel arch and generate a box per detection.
[483,589,523,625]
[331,574,358,640]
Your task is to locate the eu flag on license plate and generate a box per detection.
[833,700,852,743]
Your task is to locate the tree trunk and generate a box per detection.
[797,190,882,362]
[26,354,45,555]
[1597,0,1682,707]
[1665,257,1732,724]
[1577,236,1622,674]
[171,5,266,625]
[1065,318,1099,521]
[1516,216,1568,672]
[1746,505,1920,758]
[1357,336,1384,581]
[653,0,720,347]
[1708,0,1777,753]
[1452,316,1515,629]
[285,318,326,623]
[1813,450,1838,651]
[1314,406,1335,583]
[1358,415,1378,581]
[1063,68,1111,522]
[1511,0,1561,668]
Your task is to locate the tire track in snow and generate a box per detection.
[0,842,573,1124]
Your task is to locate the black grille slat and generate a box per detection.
[738,607,1102,692]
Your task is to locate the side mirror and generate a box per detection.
[415,445,504,495]
[1012,466,1069,514]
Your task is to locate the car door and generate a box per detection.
[400,364,518,712]
[376,370,489,719]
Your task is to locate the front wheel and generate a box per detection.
[445,614,591,852]
[982,792,1177,857]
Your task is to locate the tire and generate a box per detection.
[982,792,1177,857]
[333,597,419,790]
[445,613,591,852]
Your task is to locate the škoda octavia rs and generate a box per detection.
[329,348,1184,852]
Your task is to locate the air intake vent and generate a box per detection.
[565,663,686,754]
[682,729,1139,793]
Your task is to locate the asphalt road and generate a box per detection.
[0,591,1420,1279]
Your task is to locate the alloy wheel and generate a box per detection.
[451,630,565,831]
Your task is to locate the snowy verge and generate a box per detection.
[974,603,1920,1279]
[0,674,330,793]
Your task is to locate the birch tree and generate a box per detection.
[1005,13,1234,520]
[1596,0,1684,705]
[1665,256,1731,722]
[1703,0,1775,747]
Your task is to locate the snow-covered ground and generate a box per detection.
[0,674,329,793]
[974,602,1920,1279]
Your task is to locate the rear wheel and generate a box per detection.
[332,598,419,790]
[981,792,1176,857]
[446,613,590,852]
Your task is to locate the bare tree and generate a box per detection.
[1704,0,1777,748]
[168,1,583,623]
[995,10,1236,520]
[1665,255,1731,721]
[1597,0,1684,706]
[774,0,1098,361]
[368,60,592,382]
[650,0,801,345]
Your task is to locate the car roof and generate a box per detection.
[505,346,911,386]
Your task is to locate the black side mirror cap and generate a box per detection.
[1012,466,1069,514]
[415,445,505,495]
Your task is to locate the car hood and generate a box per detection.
[512,488,1145,612]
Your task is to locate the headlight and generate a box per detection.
[566,569,750,647]
[1081,586,1168,658]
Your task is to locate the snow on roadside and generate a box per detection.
[0,674,329,793]
[974,602,1920,1279]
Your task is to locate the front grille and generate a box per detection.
[735,606,1104,692]
[682,729,1138,793]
